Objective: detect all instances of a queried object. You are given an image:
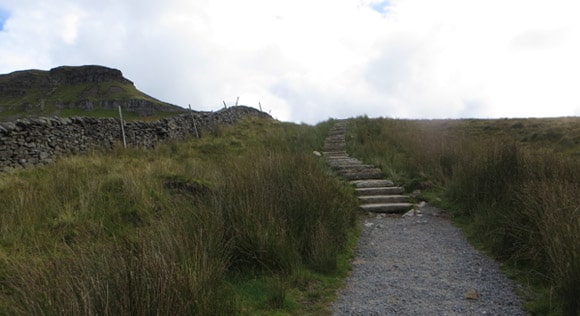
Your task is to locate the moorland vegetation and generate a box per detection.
[347,116,580,315]
[1,110,578,315]
[0,117,358,315]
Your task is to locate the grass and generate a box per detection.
[0,117,359,315]
[0,80,183,121]
[346,116,580,315]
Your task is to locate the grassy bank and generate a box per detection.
[346,116,579,315]
[0,117,359,315]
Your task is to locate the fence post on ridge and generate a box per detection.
[189,104,199,138]
[118,106,127,148]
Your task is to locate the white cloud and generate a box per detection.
[0,0,579,123]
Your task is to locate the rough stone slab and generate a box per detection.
[338,166,382,173]
[323,151,348,156]
[331,165,378,172]
[325,155,356,160]
[343,172,384,180]
[326,157,361,162]
[355,187,405,196]
[351,179,394,188]
[324,146,346,151]
[358,195,409,204]
[360,203,413,213]
[327,160,364,166]
[326,158,352,163]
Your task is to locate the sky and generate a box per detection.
[0,0,579,124]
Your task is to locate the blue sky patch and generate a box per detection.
[0,8,10,31]
[370,1,390,15]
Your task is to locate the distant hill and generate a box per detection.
[0,65,187,121]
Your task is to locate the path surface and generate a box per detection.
[324,122,526,315]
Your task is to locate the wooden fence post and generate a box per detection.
[118,106,127,148]
[189,104,199,138]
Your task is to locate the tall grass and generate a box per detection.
[0,117,358,314]
[347,116,580,315]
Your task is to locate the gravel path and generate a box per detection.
[332,204,526,315]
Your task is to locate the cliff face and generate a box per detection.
[0,65,186,120]
[48,65,133,85]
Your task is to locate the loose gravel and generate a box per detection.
[332,204,526,315]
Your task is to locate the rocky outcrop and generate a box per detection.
[54,99,185,117]
[0,70,52,96]
[48,65,133,85]
[0,66,131,95]
[0,65,186,119]
[0,106,271,171]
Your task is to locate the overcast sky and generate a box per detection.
[0,0,579,123]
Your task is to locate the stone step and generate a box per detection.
[327,159,364,166]
[323,151,348,156]
[337,165,382,172]
[360,203,414,213]
[355,187,405,196]
[331,164,377,172]
[342,171,384,180]
[351,179,394,188]
[326,158,352,162]
[324,147,346,152]
[358,195,409,204]
[325,156,357,161]
[325,154,355,159]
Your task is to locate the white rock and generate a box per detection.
[313,151,322,157]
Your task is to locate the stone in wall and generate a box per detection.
[0,105,271,172]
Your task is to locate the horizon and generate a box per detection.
[0,0,579,124]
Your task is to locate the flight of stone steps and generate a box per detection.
[323,121,413,213]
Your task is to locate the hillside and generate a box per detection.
[0,114,578,314]
[0,65,187,121]
[0,117,358,315]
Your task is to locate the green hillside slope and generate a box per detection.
[0,117,359,315]
[0,65,186,121]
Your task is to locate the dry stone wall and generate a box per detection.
[0,106,270,172]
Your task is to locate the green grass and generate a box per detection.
[0,80,182,121]
[346,116,580,315]
[0,117,359,315]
